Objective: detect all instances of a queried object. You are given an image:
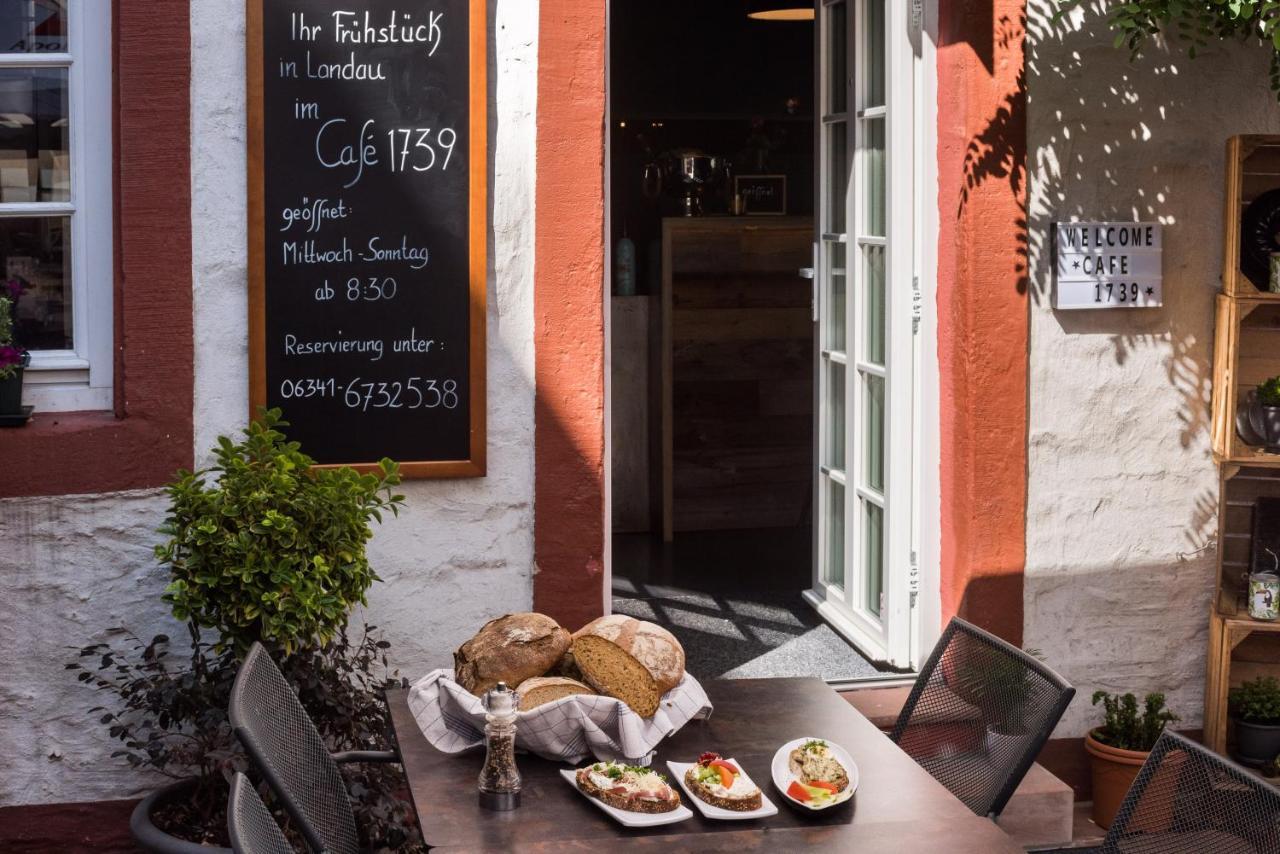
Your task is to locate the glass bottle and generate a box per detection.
[478,682,522,810]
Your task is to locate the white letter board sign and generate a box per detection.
[1054,221,1162,310]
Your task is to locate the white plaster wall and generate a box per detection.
[0,0,537,806]
[1026,3,1280,737]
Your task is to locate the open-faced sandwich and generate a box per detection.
[684,752,762,812]
[785,739,849,805]
[575,761,682,814]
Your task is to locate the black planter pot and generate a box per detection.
[0,365,22,414]
[130,778,232,854]
[1232,718,1280,766]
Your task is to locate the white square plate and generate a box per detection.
[667,759,779,820]
[559,768,694,828]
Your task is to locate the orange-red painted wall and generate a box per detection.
[533,0,608,629]
[936,0,1027,644]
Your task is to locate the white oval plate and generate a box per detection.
[666,758,779,821]
[770,737,859,811]
[559,768,693,828]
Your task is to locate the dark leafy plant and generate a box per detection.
[68,622,422,851]
[1259,376,1280,407]
[1091,690,1179,752]
[1230,675,1280,723]
[158,408,404,656]
[951,645,1045,734]
[1056,1,1280,98]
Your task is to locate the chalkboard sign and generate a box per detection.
[248,0,487,477]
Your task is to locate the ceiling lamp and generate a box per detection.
[746,1,815,21]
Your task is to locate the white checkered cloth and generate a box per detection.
[407,669,713,765]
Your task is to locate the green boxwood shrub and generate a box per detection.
[158,409,404,655]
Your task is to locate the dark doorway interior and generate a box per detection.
[607,0,895,681]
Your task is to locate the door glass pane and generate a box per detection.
[4,215,71,350]
[827,241,846,351]
[863,244,884,364]
[863,500,883,617]
[827,121,848,235]
[864,0,885,109]
[864,118,885,237]
[0,68,69,202]
[828,2,847,115]
[863,372,884,493]
[824,478,845,588]
[0,0,66,54]
[826,359,846,471]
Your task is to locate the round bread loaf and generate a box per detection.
[571,615,685,717]
[515,676,597,710]
[454,613,571,696]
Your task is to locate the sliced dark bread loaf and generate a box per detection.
[572,616,685,717]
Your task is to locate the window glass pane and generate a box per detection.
[863,117,885,237]
[828,1,846,115]
[0,0,66,54]
[863,500,883,617]
[826,359,845,471]
[827,120,847,235]
[0,68,69,202]
[863,243,884,365]
[863,372,884,493]
[824,478,845,588]
[5,215,70,350]
[827,241,845,352]
[864,0,884,109]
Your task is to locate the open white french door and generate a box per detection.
[805,0,921,669]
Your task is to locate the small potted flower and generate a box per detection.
[0,284,29,419]
[1229,676,1280,766]
[1084,691,1178,830]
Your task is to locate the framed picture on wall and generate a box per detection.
[735,175,787,216]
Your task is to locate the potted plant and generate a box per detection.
[68,410,420,852]
[1249,376,1280,450]
[952,646,1045,750]
[1084,690,1178,830]
[0,282,29,418]
[1229,676,1280,766]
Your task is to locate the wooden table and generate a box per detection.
[387,677,1023,853]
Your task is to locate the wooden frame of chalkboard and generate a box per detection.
[247,0,488,478]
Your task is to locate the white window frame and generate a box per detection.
[3,0,113,412]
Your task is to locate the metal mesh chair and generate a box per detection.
[1095,730,1280,853]
[889,617,1075,818]
[230,642,397,854]
[227,772,296,854]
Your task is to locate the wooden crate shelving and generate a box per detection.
[1223,135,1280,299]
[1210,296,1280,466]
[1205,135,1280,757]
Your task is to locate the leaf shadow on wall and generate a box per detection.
[1023,0,1241,557]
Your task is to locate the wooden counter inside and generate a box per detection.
[661,216,814,539]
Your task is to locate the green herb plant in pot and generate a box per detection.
[1229,676,1280,767]
[1084,691,1178,830]
[1251,376,1280,451]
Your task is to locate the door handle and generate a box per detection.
[798,267,815,279]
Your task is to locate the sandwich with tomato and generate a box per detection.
[785,739,849,805]
[685,752,763,811]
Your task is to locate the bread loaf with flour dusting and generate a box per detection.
[453,613,571,696]
[571,615,685,717]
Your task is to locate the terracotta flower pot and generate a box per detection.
[1084,729,1148,830]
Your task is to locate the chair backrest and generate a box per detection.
[227,772,296,854]
[1101,730,1280,853]
[230,642,359,854]
[889,617,1075,818]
